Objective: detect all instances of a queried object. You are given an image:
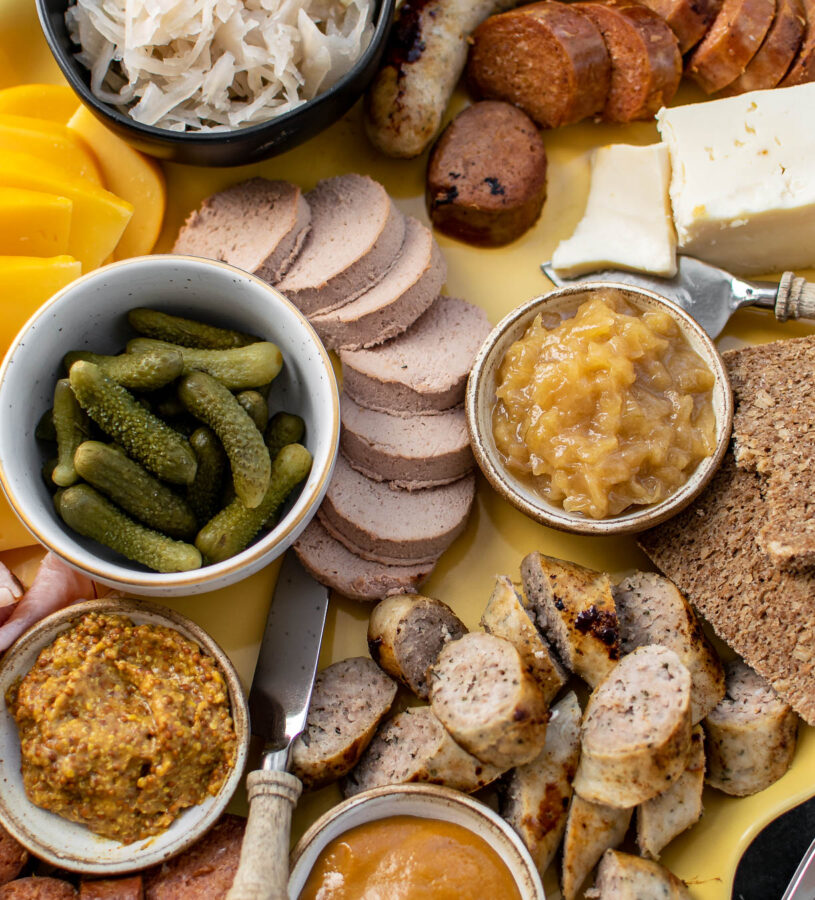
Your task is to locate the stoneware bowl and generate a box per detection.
[466,283,733,536]
[0,597,250,874]
[289,783,546,898]
[0,255,339,596]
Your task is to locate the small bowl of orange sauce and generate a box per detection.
[289,784,545,899]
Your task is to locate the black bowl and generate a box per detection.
[36,0,395,167]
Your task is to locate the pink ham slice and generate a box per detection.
[0,563,23,628]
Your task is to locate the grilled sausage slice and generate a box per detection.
[367,593,467,700]
[725,0,805,92]
[342,705,505,796]
[637,724,705,860]
[291,657,398,790]
[585,850,693,899]
[501,692,582,877]
[429,632,550,768]
[704,660,799,796]
[634,0,722,50]
[521,553,621,689]
[614,571,725,724]
[481,575,568,703]
[466,1,611,129]
[780,0,815,83]
[561,795,633,900]
[574,645,692,809]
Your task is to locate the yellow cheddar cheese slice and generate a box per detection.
[0,150,132,271]
[0,84,80,124]
[0,187,72,256]
[0,114,103,185]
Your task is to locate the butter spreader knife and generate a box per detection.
[226,553,329,900]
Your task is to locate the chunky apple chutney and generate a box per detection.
[492,290,717,518]
[6,613,237,843]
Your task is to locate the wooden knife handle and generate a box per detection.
[226,768,302,900]
[776,272,815,322]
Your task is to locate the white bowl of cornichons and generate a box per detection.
[0,254,340,596]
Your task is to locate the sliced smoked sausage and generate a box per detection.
[725,0,806,92]
[780,0,815,83]
[635,0,723,51]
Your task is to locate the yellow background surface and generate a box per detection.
[1,1,814,895]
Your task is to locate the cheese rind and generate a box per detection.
[657,83,815,275]
[551,143,677,278]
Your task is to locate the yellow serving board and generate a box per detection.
[1,1,814,896]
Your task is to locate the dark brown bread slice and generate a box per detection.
[340,296,492,414]
[426,101,548,246]
[780,0,815,82]
[686,0,776,92]
[635,0,723,51]
[724,0,805,91]
[293,517,435,602]
[639,455,815,725]
[466,2,611,129]
[573,2,681,122]
[725,336,815,568]
[0,881,77,900]
[79,878,143,900]
[0,826,27,887]
[172,178,310,283]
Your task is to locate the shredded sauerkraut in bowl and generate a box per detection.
[65,0,374,132]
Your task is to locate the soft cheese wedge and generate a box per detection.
[0,114,103,184]
[657,82,815,275]
[0,150,132,271]
[0,84,80,123]
[551,143,677,278]
[0,188,72,256]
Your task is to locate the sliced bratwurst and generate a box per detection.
[586,850,693,900]
[574,645,692,809]
[780,0,815,83]
[633,0,722,52]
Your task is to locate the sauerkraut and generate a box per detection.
[65,0,374,132]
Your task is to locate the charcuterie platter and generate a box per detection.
[0,0,814,894]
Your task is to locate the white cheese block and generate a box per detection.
[551,143,677,278]
[657,83,815,276]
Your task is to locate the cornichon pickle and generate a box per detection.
[42,458,58,491]
[187,428,227,526]
[127,338,283,390]
[237,391,268,432]
[58,484,201,573]
[69,361,197,485]
[74,441,197,540]
[195,443,312,563]
[35,408,56,442]
[128,308,258,350]
[63,349,184,391]
[52,379,91,487]
[265,412,305,460]
[178,372,270,508]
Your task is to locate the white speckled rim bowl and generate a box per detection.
[0,255,340,595]
[288,784,546,899]
[0,597,250,874]
[466,283,733,536]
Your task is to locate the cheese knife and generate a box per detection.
[226,553,329,900]
[541,259,815,339]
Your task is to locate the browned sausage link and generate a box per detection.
[634,0,723,52]
[780,0,815,83]
[724,0,805,91]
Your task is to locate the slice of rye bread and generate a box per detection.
[172,178,310,282]
[725,335,815,568]
[275,174,406,316]
[340,394,474,490]
[294,518,435,602]
[638,454,815,725]
[317,455,477,565]
[310,217,446,351]
[340,295,492,414]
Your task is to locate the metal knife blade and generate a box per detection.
[783,835,815,900]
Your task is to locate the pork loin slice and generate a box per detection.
[561,795,632,900]
[342,705,505,797]
[318,456,476,565]
[613,571,725,724]
[686,0,776,92]
[637,724,705,860]
[368,593,467,699]
[275,174,406,316]
[520,553,621,689]
[340,395,474,490]
[340,295,492,414]
[481,574,568,703]
[172,178,310,283]
[724,0,805,92]
[291,657,398,790]
[574,645,692,809]
[293,518,435,603]
[780,0,815,83]
[501,692,582,877]
[429,632,550,768]
[635,0,723,50]
[310,217,445,351]
[704,659,798,796]
[585,850,693,900]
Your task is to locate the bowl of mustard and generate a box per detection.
[0,597,249,874]
[466,283,733,536]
